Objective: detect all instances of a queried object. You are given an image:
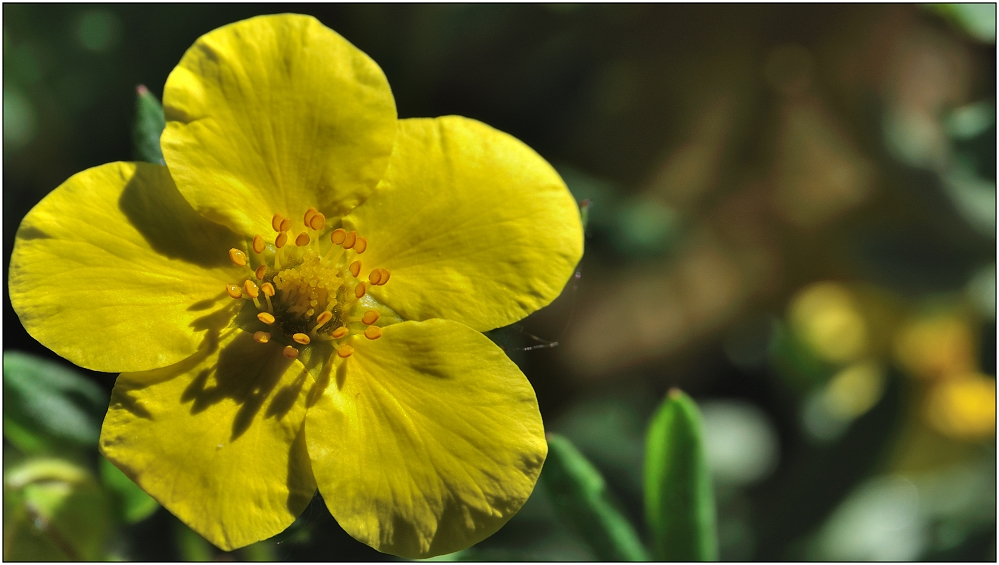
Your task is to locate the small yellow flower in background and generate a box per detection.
[8,14,583,559]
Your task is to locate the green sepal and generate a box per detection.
[133,85,166,165]
[98,456,159,524]
[644,389,718,561]
[542,433,648,561]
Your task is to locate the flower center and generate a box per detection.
[224,207,390,361]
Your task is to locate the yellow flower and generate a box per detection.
[8,14,583,558]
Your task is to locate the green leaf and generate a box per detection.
[541,433,648,561]
[644,389,718,561]
[99,456,159,524]
[133,84,166,165]
[3,351,107,451]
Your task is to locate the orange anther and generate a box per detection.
[331,228,347,245]
[296,232,310,247]
[315,311,333,326]
[332,327,349,339]
[309,213,326,231]
[377,269,391,285]
[369,269,382,285]
[244,279,259,298]
[272,214,286,232]
[336,345,355,358]
[279,217,292,232]
[252,235,266,254]
[257,312,275,324]
[275,232,288,248]
[260,282,276,297]
[349,260,362,277]
[229,248,247,266]
[226,284,242,299]
[361,310,380,325]
[354,282,366,298]
[343,231,357,249]
[364,326,382,340]
[283,345,299,359]
[255,265,267,280]
[354,237,367,254]
[293,333,311,345]
[304,207,318,226]
[253,331,271,344]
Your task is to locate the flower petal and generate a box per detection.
[100,328,316,551]
[161,14,397,238]
[344,116,583,332]
[306,318,547,558]
[8,162,244,373]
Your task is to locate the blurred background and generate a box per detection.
[3,4,995,561]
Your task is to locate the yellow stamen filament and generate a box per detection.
[332,327,349,339]
[229,248,247,266]
[272,214,286,232]
[257,312,275,324]
[279,218,292,232]
[343,231,357,249]
[296,232,310,247]
[252,235,266,254]
[349,261,362,277]
[337,345,355,358]
[255,265,267,280]
[283,345,299,359]
[331,228,347,245]
[369,269,382,285]
[364,326,382,340]
[244,279,260,298]
[355,282,366,298]
[275,232,288,248]
[304,207,318,226]
[354,237,367,254]
[226,284,242,299]
[315,311,333,326]
[293,333,311,345]
[309,213,326,231]
[253,331,271,343]
[361,310,380,325]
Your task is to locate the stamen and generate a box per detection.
[309,213,326,231]
[377,269,391,285]
[361,310,380,325]
[369,269,382,285]
[293,333,311,345]
[354,237,367,254]
[354,282,366,298]
[275,232,288,248]
[336,345,355,358]
[255,265,268,280]
[331,229,347,245]
[349,260,362,277]
[332,327,349,339]
[315,311,333,326]
[252,235,266,254]
[279,217,292,232]
[253,331,271,343]
[283,346,299,359]
[272,214,286,232]
[244,279,260,298]
[304,207,318,226]
[226,284,243,299]
[364,326,382,340]
[296,232,310,247]
[257,312,275,324]
[229,248,248,266]
[343,231,357,249]
[260,282,276,297]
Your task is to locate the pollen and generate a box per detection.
[255,265,268,280]
[304,207,318,226]
[331,228,347,245]
[226,284,242,299]
[349,260,362,277]
[296,232,310,247]
[315,311,333,326]
[244,279,260,298]
[260,282,276,297]
[272,214,286,232]
[280,217,292,232]
[343,231,357,249]
[275,232,288,248]
[354,237,367,254]
[309,213,326,231]
[229,248,248,266]
[364,326,382,340]
[355,282,366,298]
[257,312,275,325]
[283,345,299,359]
[332,326,349,339]
[253,331,271,343]
[337,345,355,358]
[361,310,380,325]
[293,333,311,345]
[369,269,382,285]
